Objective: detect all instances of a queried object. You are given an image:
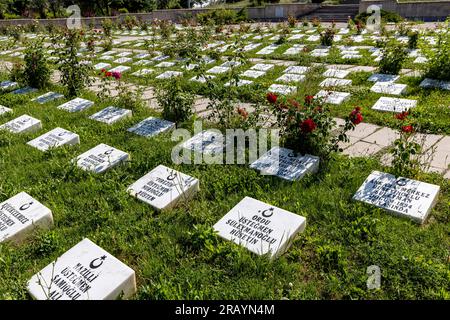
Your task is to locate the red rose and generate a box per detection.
[106,71,112,77]
[305,95,314,105]
[402,125,414,133]
[300,118,317,133]
[267,92,278,104]
[349,107,363,125]
[112,71,121,80]
[237,107,248,119]
[395,111,409,121]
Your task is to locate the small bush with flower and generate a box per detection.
[17,39,51,89]
[267,92,363,160]
[389,111,423,178]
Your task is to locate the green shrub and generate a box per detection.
[21,39,51,89]
[422,29,450,81]
[378,40,407,75]
[197,9,247,26]
[408,30,419,49]
[355,9,403,24]
[320,27,335,47]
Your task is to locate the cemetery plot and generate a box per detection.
[127,165,199,211]
[27,127,80,151]
[353,171,440,224]
[32,91,64,104]
[213,196,307,259]
[370,82,407,95]
[74,143,129,173]
[127,117,175,137]
[27,238,136,300]
[0,192,53,243]
[89,106,132,124]
[57,98,94,113]
[371,97,417,113]
[314,90,351,105]
[250,146,320,181]
[0,114,42,134]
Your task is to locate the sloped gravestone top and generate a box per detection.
[370,82,407,95]
[314,90,351,105]
[0,192,53,243]
[213,196,307,259]
[0,80,18,91]
[90,106,132,125]
[267,84,297,95]
[371,97,417,113]
[284,66,309,75]
[127,117,175,138]
[12,87,38,95]
[250,146,319,181]
[74,143,129,173]
[109,66,131,73]
[353,171,440,224]
[180,130,232,156]
[127,165,199,211]
[368,73,400,83]
[0,114,41,134]
[27,238,136,300]
[27,127,80,152]
[32,92,64,104]
[0,105,12,116]
[58,98,94,113]
[155,71,182,79]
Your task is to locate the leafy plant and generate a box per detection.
[422,27,450,81]
[320,27,335,47]
[20,39,51,89]
[378,40,407,75]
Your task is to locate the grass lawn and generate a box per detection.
[0,82,449,299]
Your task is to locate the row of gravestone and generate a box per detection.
[0,126,441,300]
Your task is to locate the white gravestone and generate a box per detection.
[128,117,175,138]
[276,73,305,83]
[353,171,440,224]
[241,70,266,79]
[371,97,417,113]
[180,130,231,156]
[0,80,18,91]
[89,106,132,125]
[314,90,351,105]
[155,71,182,79]
[12,87,38,95]
[206,66,230,74]
[370,82,407,95]
[0,192,53,243]
[74,143,129,173]
[58,98,94,113]
[116,51,132,57]
[250,146,319,181]
[131,69,154,77]
[323,69,350,79]
[27,238,136,300]
[27,127,80,151]
[155,61,176,68]
[368,73,400,83]
[113,57,132,64]
[127,165,199,211]
[93,62,111,70]
[284,66,309,74]
[0,105,12,116]
[251,64,274,72]
[320,78,352,87]
[267,84,297,95]
[32,92,64,104]
[213,197,307,259]
[109,66,131,74]
[0,114,42,134]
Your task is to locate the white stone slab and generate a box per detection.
[368,73,400,83]
[113,57,132,64]
[419,78,450,91]
[116,51,132,57]
[90,106,132,124]
[27,238,136,300]
[127,165,199,211]
[127,117,175,138]
[27,127,79,151]
[353,171,440,224]
[109,65,131,73]
[251,63,274,72]
[12,87,38,95]
[283,66,309,75]
[250,146,319,181]
[306,35,320,42]
[320,78,352,87]
[310,49,329,57]
[93,63,111,70]
[224,79,253,87]
[74,143,129,173]
[100,55,114,61]
[180,130,231,156]
[370,82,407,95]
[314,90,351,105]
[155,61,176,68]
[32,92,64,104]
[267,84,297,95]
[323,69,350,79]
[371,97,417,113]
[241,70,266,79]
[190,74,216,83]
[131,68,154,77]
[0,192,52,243]
[0,105,12,116]
[213,196,306,259]
[206,66,229,74]
[0,80,18,91]
[155,71,183,79]
[58,98,94,113]
[133,59,151,66]
[135,53,150,59]
[276,73,305,83]
[0,114,41,134]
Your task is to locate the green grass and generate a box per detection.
[0,83,449,300]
